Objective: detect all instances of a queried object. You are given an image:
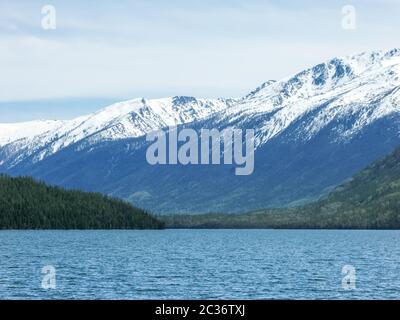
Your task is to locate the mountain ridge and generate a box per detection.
[1,48,400,213]
[2,48,400,153]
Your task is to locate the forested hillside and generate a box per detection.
[164,146,400,229]
[0,175,164,229]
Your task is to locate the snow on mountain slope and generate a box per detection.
[209,48,400,146]
[0,96,233,167]
[0,120,64,147]
[1,49,400,168]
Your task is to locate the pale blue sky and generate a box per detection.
[0,0,399,121]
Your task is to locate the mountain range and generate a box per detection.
[1,48,400,213]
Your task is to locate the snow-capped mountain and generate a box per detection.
[211,48,400,145]
[0,120,64,147]
[1,48,400,213]
[0,97,233,167]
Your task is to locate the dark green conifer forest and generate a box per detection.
[0,175,164,229]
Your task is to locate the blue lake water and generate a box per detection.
[0,229,399,299]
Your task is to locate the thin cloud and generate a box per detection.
[0,0,399,105]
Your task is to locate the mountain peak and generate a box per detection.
[385,48,400,58]
[245,48,400,103]
[172,96,198,105]
[245,80,277,98]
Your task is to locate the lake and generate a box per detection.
[0,229,399,299]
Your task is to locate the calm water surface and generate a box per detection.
[0,230,399,299]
